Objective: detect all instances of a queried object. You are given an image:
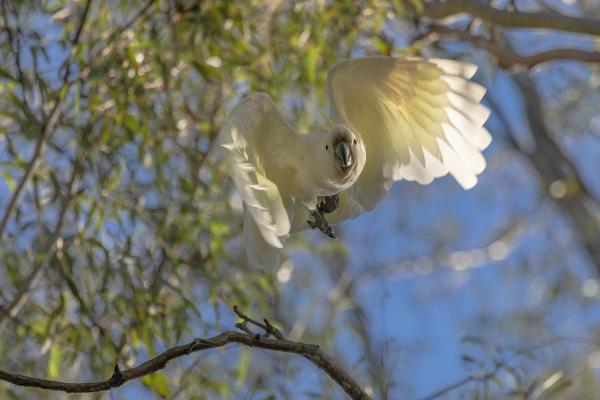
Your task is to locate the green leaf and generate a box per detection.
[75,82,81,118]
[48,345,62,379]
[0,67,16,82]
[58,84,70,101]
[142,372,172,397]
[408,0,424,12]
[236,348,251,387]
[1,172,15,191]
[305,46,319,83]
[123,115,141,133]
[105,165,122,193]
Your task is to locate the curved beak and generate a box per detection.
[335,141,353,168]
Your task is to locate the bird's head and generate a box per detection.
[323,124,366,188]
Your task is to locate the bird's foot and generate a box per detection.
[307,210,336,239]
[317,194,340,214]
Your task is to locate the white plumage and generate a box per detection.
[220,56,492,268]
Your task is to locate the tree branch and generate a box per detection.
[0,307,371,400]
[422,0,600,37]
[421,25,600,68]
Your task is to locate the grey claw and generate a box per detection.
[323,225,336,240]
[307,210,337,239]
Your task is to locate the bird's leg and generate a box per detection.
[307,209,336,239]
[317,194,340,214]
[306,194,339,239]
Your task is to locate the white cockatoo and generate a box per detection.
[220,56,491,268]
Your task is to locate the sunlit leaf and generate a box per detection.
[236,348,251,388]
[47,346,62,380]
[142,372,171,398]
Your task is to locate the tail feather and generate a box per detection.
[243,205,285,269]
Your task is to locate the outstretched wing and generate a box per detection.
[220,93,295,267]
[325,56,491,223]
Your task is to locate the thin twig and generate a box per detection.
[233,305,286,340]
[233,305,270,332]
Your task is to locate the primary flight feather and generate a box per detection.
[220,56,492,268]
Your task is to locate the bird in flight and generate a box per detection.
[220,56,491,268]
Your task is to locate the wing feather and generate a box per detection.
[325,56,491,223]
[220,93,294,265]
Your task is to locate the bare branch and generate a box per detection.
[422,0,600,37]
[422,25,600,68]
[0,308,371,400]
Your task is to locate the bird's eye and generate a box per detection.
[353,139,357,145]
[325,145,329,150]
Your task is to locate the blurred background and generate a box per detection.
[1,0,600,398]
